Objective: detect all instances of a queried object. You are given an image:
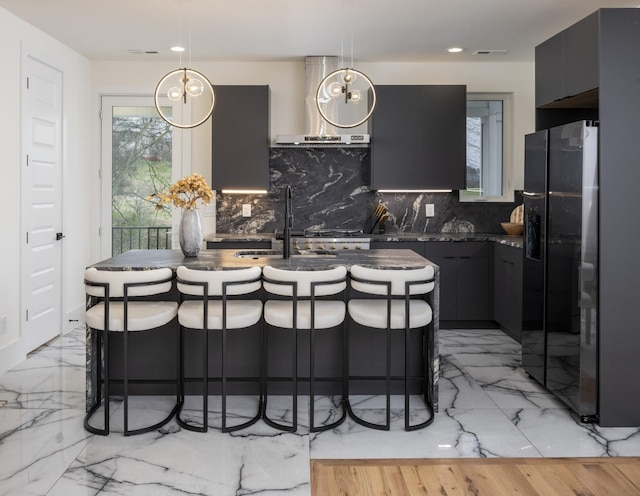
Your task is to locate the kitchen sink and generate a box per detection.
[234,249,338,259]
[234,250,283,258]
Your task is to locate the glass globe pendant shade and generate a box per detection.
[342,70,357,85]
[328,82,343,97]
[154,68,215,129]
[185,77,204,97]
[167,86,183,101]
[349,89,362,103]
[316,67,376,129]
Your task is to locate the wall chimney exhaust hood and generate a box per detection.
[276,56,370,147]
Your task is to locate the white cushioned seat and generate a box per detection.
[87,300,179,331]
[263,266,347,297]
[85,267,173,297]
[264,300,345,329]
[179,300,262,330]
[177,265,262,296]
[349,265,435,296]
[348,299,432,329]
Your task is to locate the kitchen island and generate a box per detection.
[86,249,439,415]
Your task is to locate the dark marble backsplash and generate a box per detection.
[215,148,522,234]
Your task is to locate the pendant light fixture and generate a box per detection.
[316,0,376,129]
[154,0,215,129]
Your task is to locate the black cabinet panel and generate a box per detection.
[493,243,523,341]
[420,86,467,189]
[370,241,424,255]
[370,85,466,190]
[457,256,490,320]
[564,12,599,99]
[424,242,491,322]
[211,85,270,191]
[428,254,457,321]
[370,87,423,189]
[535,33,564,108]
[535,12,599,108]
[206,241,271,250]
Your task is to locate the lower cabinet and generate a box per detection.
[209,239,523,336]
[424,242,491,323]
[369,241,424,255]
[493,243,523,342]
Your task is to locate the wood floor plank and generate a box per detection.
[615,462,640,490]
[311,458,640,496]
[399,465,430,495]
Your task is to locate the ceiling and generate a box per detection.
[0,0,638,63]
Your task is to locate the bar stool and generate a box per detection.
[262,265,347,432]
[84,267,179,436]
[346,265,435,431]
[175,265,263,433]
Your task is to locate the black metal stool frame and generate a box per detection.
[176,272,263,433]
[345,273,436,431]
[84,272,180,436]
[263,275,347,433]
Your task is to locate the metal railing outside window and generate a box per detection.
[112,226,172,255]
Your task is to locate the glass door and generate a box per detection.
[100,96,184,257]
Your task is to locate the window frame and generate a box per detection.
[459,92,514,203]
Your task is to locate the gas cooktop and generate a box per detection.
[275,228,367,239]
[303,229,365,238]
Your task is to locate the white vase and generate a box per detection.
[179,209,202,257]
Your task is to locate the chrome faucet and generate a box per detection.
[283,185,293,259]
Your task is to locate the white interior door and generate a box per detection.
[21,52,63,352]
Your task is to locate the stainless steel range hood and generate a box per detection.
[276,56,370,147]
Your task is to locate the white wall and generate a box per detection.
[0,7,91,374]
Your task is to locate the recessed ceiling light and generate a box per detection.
[170,46,185,52]
[447,47,464,53]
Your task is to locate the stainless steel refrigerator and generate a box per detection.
[522,120,599,422]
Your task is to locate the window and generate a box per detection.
[460,93,513,202]
[100,96,184,257]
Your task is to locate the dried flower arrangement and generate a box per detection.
[147,173,213,210]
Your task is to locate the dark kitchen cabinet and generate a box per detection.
[370,85,466,190]
[493,243,523,342]
[563,12,599,101]
[534,32,564,108]
[211,85,270,191]
[535,12,599,108]
[424,242,491,322]
[369,241,424,255]
[206,240,272,250]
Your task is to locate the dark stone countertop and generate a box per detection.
[91,249,437,271]
[204,232,523,249]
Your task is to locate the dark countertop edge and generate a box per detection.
[90,249,439,272]
[204,232,523,249]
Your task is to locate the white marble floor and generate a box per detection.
[2,327,640,495]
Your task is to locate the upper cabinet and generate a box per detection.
[535,12,599,108]
[370,85,467,191]
[211,85,270,191]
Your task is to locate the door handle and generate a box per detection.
[56,232,65,241]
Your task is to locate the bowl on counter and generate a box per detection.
[501,222,524,235]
